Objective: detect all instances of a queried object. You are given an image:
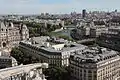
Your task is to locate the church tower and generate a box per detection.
[21,24,29,40]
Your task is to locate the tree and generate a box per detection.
[43,66,71,80]
[11,47,40,65]
[11,47,24,65]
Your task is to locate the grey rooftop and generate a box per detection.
[72,47,119,63]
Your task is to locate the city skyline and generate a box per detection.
[1,0,120,14]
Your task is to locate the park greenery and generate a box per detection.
[43,66,71,80]
[11,21,75,41]
[23,21,63,37]
[11,47,40,65]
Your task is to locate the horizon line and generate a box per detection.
[0,9,119,15]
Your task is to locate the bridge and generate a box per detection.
[77,38,96,44]
[0,63,48,80]
[63,25,76,29]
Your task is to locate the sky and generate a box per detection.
[0,0,120,14]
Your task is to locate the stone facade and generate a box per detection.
[70,47,120,80]
[0,63,48,80]
[0,50,18,69]
[97,26,120,51]
[0,21,29,49]
[19,37,87,67]
[0,56,12,69]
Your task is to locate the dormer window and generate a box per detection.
[1,28,3,31]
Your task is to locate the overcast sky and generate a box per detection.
[0,0,120,14]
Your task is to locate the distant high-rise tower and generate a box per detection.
[82,9,86,18]
[115,9,117,12]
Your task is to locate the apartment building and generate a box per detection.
[19,36,87,67]
[70,47,120,80]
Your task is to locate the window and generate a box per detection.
[16,32,18,35]
[88,70,92,73]
[1,28,3,31]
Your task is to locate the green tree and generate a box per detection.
[11,47,40,65]
[11,47,24,64]
[44,66,71,80]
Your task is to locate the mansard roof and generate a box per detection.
[0,21,7,29]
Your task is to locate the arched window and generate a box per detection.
[3,42,6,47]
[1,28,3,31]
